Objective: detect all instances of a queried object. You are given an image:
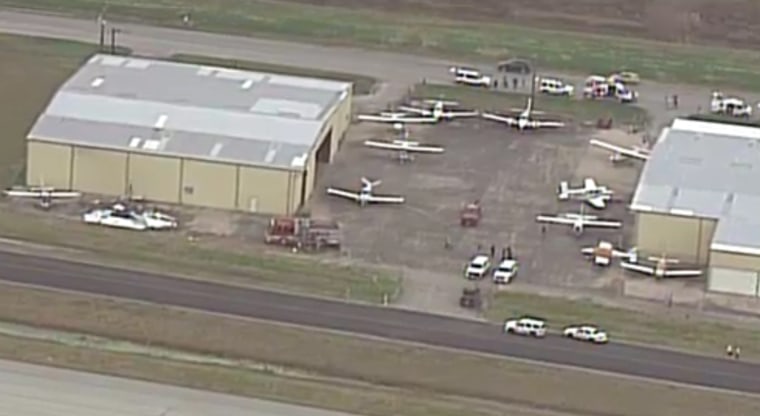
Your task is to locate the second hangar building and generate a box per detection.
[631,118,760,297]
[26,54,352,215]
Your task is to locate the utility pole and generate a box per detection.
[97,14,106,51]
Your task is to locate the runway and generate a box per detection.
[0,250,758,394]
[0,358,360,416]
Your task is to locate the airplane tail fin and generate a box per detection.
[557,181,569,198]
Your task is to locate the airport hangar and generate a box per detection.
[631,118,760,297]
[25,54,353,215]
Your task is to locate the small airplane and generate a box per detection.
[621,253,703,278]
[581,240,636,266]
[398,99,479,121]
[589,139,650,163]
[3,185,81,209]
[326,177,405,206]
[536,205,622,235]
[356,107,438,125]
[557,178,614,209]
[364,128,444,163]
[481,97,564,130]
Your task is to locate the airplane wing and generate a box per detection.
[482,112,518,125]
[531,119,565,128]
[663,269,703,277]
[367,194,405,204]
[364,140,444,153]
[582,219,622,228]
[326,187,361,201]
[589,139,650,160]
[586,195,607,209]
[581,247,596,255]
[584,178,597,189]
[620,261,655,275]
[398,106,432,116]
[443,110,479,118]
[357,114,438,123]
[3,190,81,198]
[536,215,574,225]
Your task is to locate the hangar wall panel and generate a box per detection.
[26,141,72,189]
[236,166,289,214]
[708,267,759,296]
[287,171,304,214]
[636,212,700,261]
[127,154,181,203]
[72,147,127,195]
[329,94,352,154]
[302,155,317,206]
[180,160,236,209]
[710,251,760,271]
[696,218,717,265]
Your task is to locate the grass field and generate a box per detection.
[412,84,649,127]
[169,54,378,95]
[0,284,758,416]
[487,291,760,358]
[0,34,99,188]
[0,206,401,303]
[6,0,760,89]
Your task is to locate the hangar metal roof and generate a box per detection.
[27,54,351,170]
[631,119,760,254]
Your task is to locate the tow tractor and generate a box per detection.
[460,200,482,227]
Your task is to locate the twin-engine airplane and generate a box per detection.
[481,97,564,130]
[357,99,477,124]
[364,129,444,163]
[326,177,405,206]
[581,240,636,266]
[557,178,614,209]
[536,205,622,235]
[621,253,702,278]
[589,139,650,163]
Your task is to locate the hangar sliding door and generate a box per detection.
[708,268,759,297]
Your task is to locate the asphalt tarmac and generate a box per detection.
[0,250,758,394]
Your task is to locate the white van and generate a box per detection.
[538,77,574,96]
[450,66,491,88]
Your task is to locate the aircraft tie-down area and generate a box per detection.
[589,139,650,163]
[363,126,444,163]
[480,97,564,131]
[326,176,405,207]
[557,177,615,209]
[357,99,479,125]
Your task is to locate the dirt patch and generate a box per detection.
[0,284,758,416]
[283,0,760,49]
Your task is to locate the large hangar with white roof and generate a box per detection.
[25,54,352,215]
[631,118,760,297]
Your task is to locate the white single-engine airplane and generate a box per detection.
[589,139,650,163]
[357,107,438,125]
[398,99,479,121]
[3,185,81,209]
[481,97,564,130]
[621,253,702,278]
[557,178,614,209]
[364,128,444,163]
[536,206,622,235]
[326,177,405,206]
[581,240,637,266]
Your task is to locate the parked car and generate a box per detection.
[465,254,491,280]
[538,77,574,96]
[493,259,518,284]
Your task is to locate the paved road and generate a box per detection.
[0,250,758,395]
[0,9,728,125]
[0,358,360,416]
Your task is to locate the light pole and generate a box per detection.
[110,27,121,55]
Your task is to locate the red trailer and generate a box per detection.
[460,201,482,227]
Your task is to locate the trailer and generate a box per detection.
[265,216,341,251]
